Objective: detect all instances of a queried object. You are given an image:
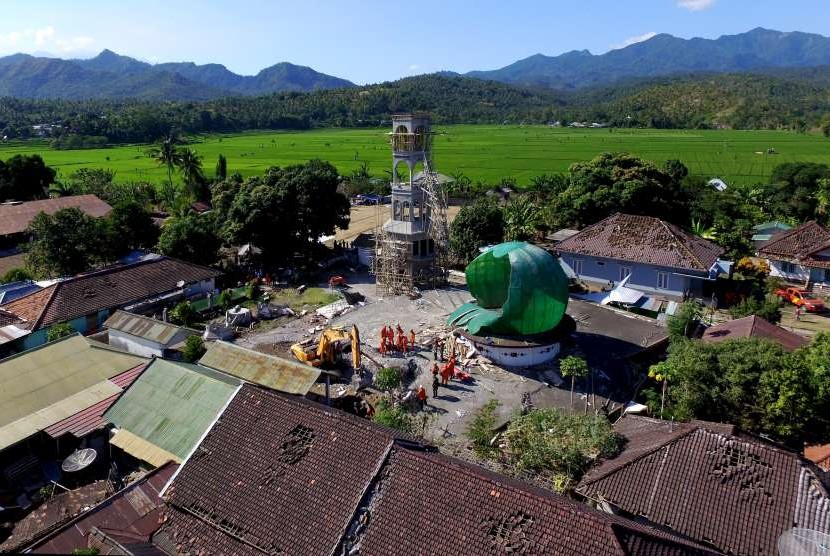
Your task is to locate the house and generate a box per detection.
[757,221,830,286]
[149,385,709,555]
[104,358,241,468]
[805,444,830,471]
[28,462,177,554]
[0,195,112,249]
[0,256,219,350]
[0,335,147,468]
[198,340,322,396]
[577,415,830,555]
[702,314,808,351]
[103,310,197,358]
[556,213,726,299]
[751,220,791,249]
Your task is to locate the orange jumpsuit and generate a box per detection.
[409,330,416,350]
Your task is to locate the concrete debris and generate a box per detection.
[316,299,352,319]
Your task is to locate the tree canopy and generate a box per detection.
[0,154,56,201]
[156,214,221,266]
[25,208,111,277]
[449,198,505,265]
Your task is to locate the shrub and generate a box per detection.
[181,335,206,363]
[217,289,233,311]
[372,399,416,435]
[467,399,501,458]
[729,296,781,324]
[170,301,197,327]
[374,367,402,392]
[503,408,622,492]
[1,267,33,284]
[245,279,261,300]
[46,323,76,342]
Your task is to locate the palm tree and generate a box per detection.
[690,218,717,240]
[149,136,181,188]
[503,194,538,241]
[177,148,206,200]
[48,181,75,197]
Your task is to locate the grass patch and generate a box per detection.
[265,287,340,312]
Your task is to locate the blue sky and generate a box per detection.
[1,0,829,84]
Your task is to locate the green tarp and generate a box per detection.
[448,242,568,336]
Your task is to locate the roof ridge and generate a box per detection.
[579,424,699,487]
[760,220,828,253]
[33,282,61,329]
[556,212,621,249]
[661,220,705,270]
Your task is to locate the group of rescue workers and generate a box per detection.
[378,324,417,355]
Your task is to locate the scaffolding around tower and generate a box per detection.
[372,113,448,295]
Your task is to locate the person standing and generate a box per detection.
[409,329,417,351]
[432,374,440,399]
[416,385,427,409]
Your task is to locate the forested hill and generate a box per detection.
[0,50,355,100]
[2,71,830,143]
[466,28,830,89]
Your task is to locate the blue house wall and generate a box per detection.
[17,310,111,351]
[560,254,707,298]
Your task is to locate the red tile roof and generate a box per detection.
[43,363,148,438]
[161,384,410,556]
[0,195,112,237]
[702,315,809,351]
[359,449,710,556]
[556,213,724,272]
[578,415,830,555]
[159,386,710,556]
[758,221,830,270]
[1,257,219,330]
[29,463,177,554]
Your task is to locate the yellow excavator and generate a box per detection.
[291,324,361,369]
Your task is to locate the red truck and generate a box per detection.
[775,287,826,313]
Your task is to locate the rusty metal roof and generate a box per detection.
[198,341,321,395]
[104,310,195,345]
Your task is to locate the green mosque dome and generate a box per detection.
[448,241,569,336]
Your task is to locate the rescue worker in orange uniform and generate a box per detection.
[416,385,427,409]
[409,329,416,351]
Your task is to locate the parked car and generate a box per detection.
[775,287,826,312]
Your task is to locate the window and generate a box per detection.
[824,269,830,283]
[781,261,796,274]
[657,271,670,290]
[572,259,583,276]
[420,239,427,257]
[413,241,419,256]
[596,261,605,266]
[619,266,632,281]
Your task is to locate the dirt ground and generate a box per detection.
[236,272,610,454]
[328,204,462,245]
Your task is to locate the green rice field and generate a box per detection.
[1,125,828,186]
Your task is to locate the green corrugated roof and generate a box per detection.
[0,335,147,427]
[104,359,240,460]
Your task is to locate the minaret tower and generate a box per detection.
[375,114,436,291]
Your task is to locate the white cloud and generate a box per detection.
[408,64,420,71]
[610,31,657,50]
[0,26,95,55]
[677,0,716,11]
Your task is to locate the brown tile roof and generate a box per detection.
[0,194,112,237]
[702,315,809,351]
[359,449,711,556]
[161,384,413,556]
[805,444,830,471]
[556,213,724,272]
[758,221,830,270]
[578,415,830,555]
[0,257,219,330]
[0,252,27,277]
[159,386,710,556]
[29,463,177,554]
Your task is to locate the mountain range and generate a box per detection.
[0,49,355,100]
[466,27,830,89]
[1,28,830,100]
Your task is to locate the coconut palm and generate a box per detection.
[690,218,717,240]
[48,181,75,197]
[148,136,181,188]
[177,148,207,200]
[503,194,538,241]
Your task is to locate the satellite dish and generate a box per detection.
[61,448,97,473]
[778,528,830,556]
